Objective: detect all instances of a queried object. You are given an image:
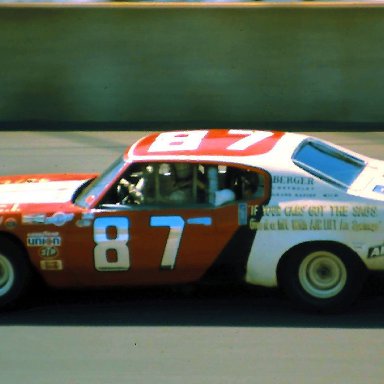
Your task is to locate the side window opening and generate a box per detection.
[216,166,265,203]
[105,162,266,207]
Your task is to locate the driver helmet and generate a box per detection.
[174,163,193,180]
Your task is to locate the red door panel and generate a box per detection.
[66,205,240,287]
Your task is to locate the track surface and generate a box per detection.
[0,131,384,384]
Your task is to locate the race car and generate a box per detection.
[0,129,383,312]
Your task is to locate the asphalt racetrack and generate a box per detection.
[0,130,384,384]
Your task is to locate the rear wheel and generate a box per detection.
[0,237,31,308]
[278,245,366,312]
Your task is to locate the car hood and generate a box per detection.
[0,174,96,206]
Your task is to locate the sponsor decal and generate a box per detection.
[323,193,340,198]
[75,212,95,228]
[4,218,17,230]
[272,176,314,185]
[249,204,381,232]
[76,219,92,228]
[23,212,74,227]
[272,175,316,198]
[27,232,62,247]
[23,214,47,225]
[368,245,384,259]
[39,246,59,258]
[46,212,74,226]
[40,260,63,271]
[0,216,18,228]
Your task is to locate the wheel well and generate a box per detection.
[0,232,29,260]
[0,232,42,283]
[276,241,366,287]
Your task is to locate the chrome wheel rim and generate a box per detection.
[0,254,15,296]
[298,251,347,299]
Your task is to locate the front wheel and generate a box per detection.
[0,237,31,308]
[278,245,366,312]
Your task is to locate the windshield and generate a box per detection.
[75,155,127,208]
[292,140,366,189]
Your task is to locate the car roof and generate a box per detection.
[125,129,307,166]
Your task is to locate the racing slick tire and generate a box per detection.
[278,243,366,313]
[0,236,32,308]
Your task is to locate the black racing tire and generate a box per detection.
[278,244,366,313]
[0,237,32,308]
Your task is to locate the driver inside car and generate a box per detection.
[117,164,154,205]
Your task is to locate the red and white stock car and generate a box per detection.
[1,129,384,311]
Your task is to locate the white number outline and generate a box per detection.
[150,216,185,270]
[227,130,274,151]
[148,131,209,153]
[94,217,130,271]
